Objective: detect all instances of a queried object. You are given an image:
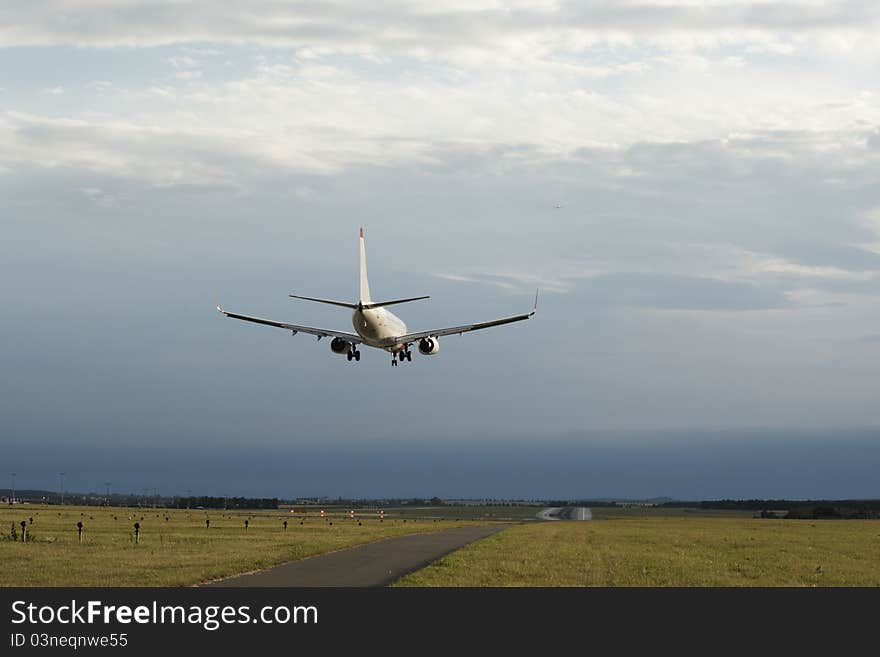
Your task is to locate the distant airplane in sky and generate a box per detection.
[218,229,537,366]
[555,202,564,209]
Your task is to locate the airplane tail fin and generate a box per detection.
[359,227,372,303]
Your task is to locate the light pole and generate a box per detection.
[59,472,65,505]
[10,472,16,505]
[104,482,111,506]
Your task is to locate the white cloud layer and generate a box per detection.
[0,5,877,320]
[2,1,879,50]
[0,2,877,186]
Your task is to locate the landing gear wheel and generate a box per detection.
[347,352,353,361]
[391,359,397,367]
[406,351,413,362]
[354,350,361,362]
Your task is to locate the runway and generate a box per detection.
[204,524,511,587]
[536,507,592,521]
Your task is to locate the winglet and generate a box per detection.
[530,289,539,316]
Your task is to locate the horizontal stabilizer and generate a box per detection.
[362,296,430,309]
[289,294,358,309]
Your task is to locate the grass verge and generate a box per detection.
[1,505,482,586]
[394,517,880,586]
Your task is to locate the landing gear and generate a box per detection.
[392,347,412,367]
[347,346,361,362]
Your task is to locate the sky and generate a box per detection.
[1,1,879,499]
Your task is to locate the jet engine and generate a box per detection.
[330,337,349,354]
[418,336,440,355]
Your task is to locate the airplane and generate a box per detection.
[217,228,538,366]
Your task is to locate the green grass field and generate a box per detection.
[395,517,880,586]
[0,504,481,586]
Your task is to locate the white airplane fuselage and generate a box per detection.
[353,307,407,351]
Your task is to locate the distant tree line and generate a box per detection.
[545,500,619,507]
[175,497,280,510]
[293,497,448,507]
[662,499,880,519]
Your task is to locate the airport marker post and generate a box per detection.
[20,520,26,543]
[283,520,288,531]
[77,521,83,543]
[134,522,140,544]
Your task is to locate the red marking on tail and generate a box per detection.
[360,227,364,238]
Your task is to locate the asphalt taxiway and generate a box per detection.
[536,507,592,521]
[204,524,511,587]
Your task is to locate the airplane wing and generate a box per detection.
[217,306,362,343]
[385,290,538,346]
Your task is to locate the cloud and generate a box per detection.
[0,111,251,186]
[79,186,117,207]
[515,272,789,311]
[744,252,880,281]
[2,2,879,51]
[2,73,877,187]
[0,2,877,192]
[173,70,203,80]
[0,2,877,309]
[85,80,112,91]
[166,55,199,70]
